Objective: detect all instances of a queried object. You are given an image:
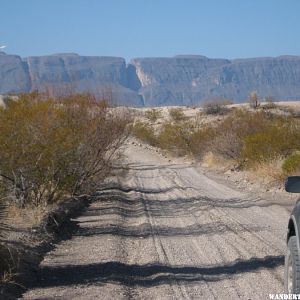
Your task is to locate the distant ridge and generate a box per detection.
[0,52,300,106]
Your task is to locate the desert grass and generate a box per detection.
[247,157,285,187]
[6,204,49,228]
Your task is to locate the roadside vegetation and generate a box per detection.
[0,92,131,283]
[132,121,157,146]
[168,107,187,121]
[202,98,232,115]
[0,203,8,281]
[0,92,131,207]
[132,99,300,185]
[145,109,162,122]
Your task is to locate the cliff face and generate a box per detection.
[0,52,300,106]
[25,53,143,106]
[0,52,30,94]
[129,55,300,106]
[129,55,231,106]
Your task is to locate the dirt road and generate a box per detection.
[22,142,294,299]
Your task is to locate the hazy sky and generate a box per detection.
[1,0,300,61]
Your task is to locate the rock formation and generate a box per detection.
[0,52,300,106]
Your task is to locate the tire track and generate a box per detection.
[22,142,290,299]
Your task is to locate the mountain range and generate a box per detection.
[1,51,300,106]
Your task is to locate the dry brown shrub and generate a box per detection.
[248,157,285,186]
[201,152,234,170]
[249,91,260,109]
[202,98,232,115]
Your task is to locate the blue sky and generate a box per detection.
[1,0,299,61]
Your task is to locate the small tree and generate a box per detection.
[249,91,260,109]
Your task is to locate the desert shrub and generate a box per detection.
[206,110,270,160]
[282,152,300,175]
[132,121,157,146]
[0,201,9,280]
[241,117,300,166]
[169,108,186,121]
[189,126,216,157]
[263,97,277,109]
[202,99,232,115]
[0,92,130,207]
[0,203,6,232]
[158,121,193,155]
[242,127,285,163]
[145,109,162,122]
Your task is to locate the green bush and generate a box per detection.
[282,152,300,175]
[132,121,157,146]
[145,109,162,122]
[241,117,300,166]
[158,122,193,155]
[189,126,216,158]
[169,108,186,121]
[138,107,300,173]
[242,127,285,163]
[206,110,270,160]
[191,110,300,164]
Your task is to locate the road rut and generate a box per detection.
[22,142,293,299]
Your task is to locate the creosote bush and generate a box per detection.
[169,108,186,121]
[202,99,232,115]
[189,125,215,157]
[132,121,157,146]
[145,109,162,122]
[133,105,300,179]
[282,152,300,175]
[158,122,193,155]
[0,92,130,207]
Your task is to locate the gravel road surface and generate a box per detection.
[21,142,293,299]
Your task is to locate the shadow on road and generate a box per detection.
[75,221,265,238]
[30,255,284,288]
[85,191,291,221]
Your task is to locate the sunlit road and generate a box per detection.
[22,142,291,299]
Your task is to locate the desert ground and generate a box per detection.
[21,137,295,299]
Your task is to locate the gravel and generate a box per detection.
[21,141,294,299]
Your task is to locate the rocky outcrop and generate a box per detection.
[0,52,300,106]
